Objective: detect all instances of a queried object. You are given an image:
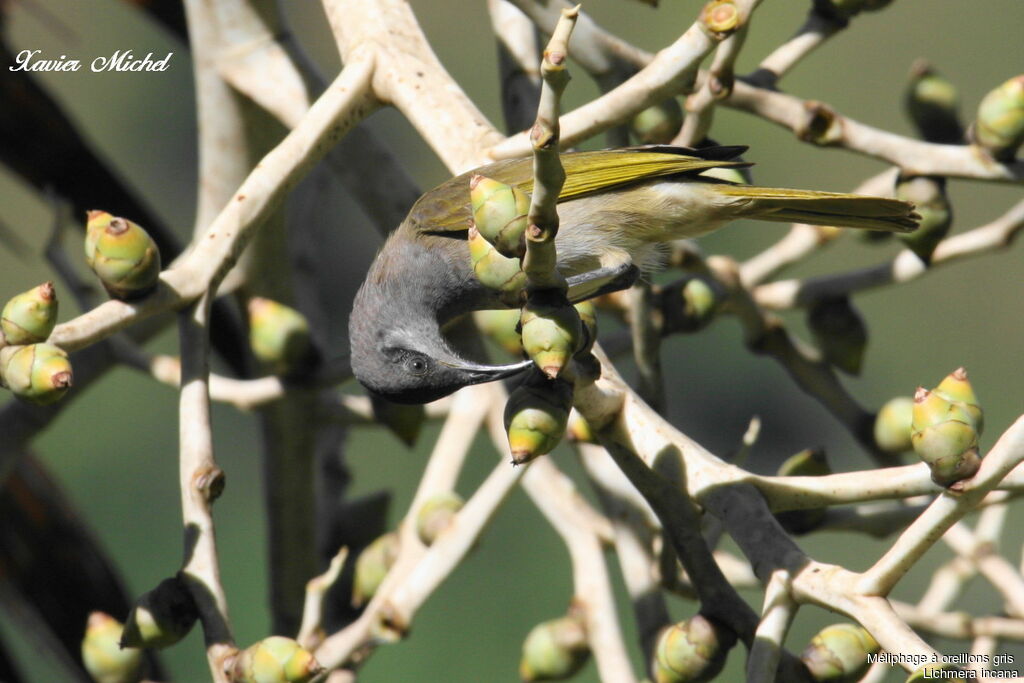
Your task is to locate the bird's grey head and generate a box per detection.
[349,234,532,405]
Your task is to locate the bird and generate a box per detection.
[349,145,917,404]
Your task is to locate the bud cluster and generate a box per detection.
[652,614,736,683]
[519,613,590,681]
[81,612,142,683]
[468,175,596,463]
[911,368,984,487]
[248,297,317,376]
[85,210,161,300]
[227,636,322,683]
[0,283,71,405]
[800,622,879,682]
[972,75,1024,161]
[121,575,199,649]
[352,531,399,607]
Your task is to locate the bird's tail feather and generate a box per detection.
[714,184,919,232]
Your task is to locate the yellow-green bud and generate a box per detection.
[905,61,963,144]
[519,615,590,682]
[371,395,426,447]
[895,175,952,265]
[1,282,58,347]
[566,410,595,444]
[469,225,527,303]
[911,387,981,487]
[652,614,736,683]
[661,277,719,334]
[81,612,142,683]
[248,297,315,376]
[574,301,598,354]
[630,97,684,145]
[352,532,399,607]
[471,175,531,259]
[415,491,464,546]
[972,75,1024,161]
[682,278,717,327]
[774,449,831,534]
[0,343,73,405]
[934,367,983,435]
[504,378,573,464]
[229,636,322,683]
[874,396,914,455]
[807,296,868,376]
[800,623,879,683]
[474,309,525,356]
[85,211,161,300]
[520,301,583,379]
[120,576,198,649]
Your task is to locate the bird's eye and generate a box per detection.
[405,355,429,376]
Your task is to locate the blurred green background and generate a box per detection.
[0,1,1022,681]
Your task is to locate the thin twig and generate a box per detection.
[177,293,235,681]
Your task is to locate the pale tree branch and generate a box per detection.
[177,292,235,681]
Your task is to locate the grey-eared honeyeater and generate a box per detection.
[349,145,918,404]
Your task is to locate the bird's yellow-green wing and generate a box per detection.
[518,146,751,200]
[408,146,751,235]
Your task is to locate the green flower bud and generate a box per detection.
[652,614,736,683]
[469,226,527,303]
[661,277,719,334]
[120,576,198,649]
[928,448,982,491]
[934,367,983,435]
[81,612,142,683]
[471,175,531,259]
[911,387,981,487]
[800,623,879,683]
[85,210,161,300]
[371,395,426,447]
[972,75,1024,161]
[415,491,464,546]
[905,61,963,144]
[774,448,831,534]
[566,411,595,444]
[0,343,73,405]
[504,378,573,464]
[1,282,58,347]
[248,297,316,376]
[519,615,589,682]
[574,301,598,354]
[895,175,952,264]
[520,301,583,379]
[630,97,684,145]
[230,636,322,683]
[874,396,914,455]
[682,278,717,328]
[474,309,525,356]
[807,296,868,376]
[352,532,399,607]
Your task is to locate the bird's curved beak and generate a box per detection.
[438,355,534,385]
